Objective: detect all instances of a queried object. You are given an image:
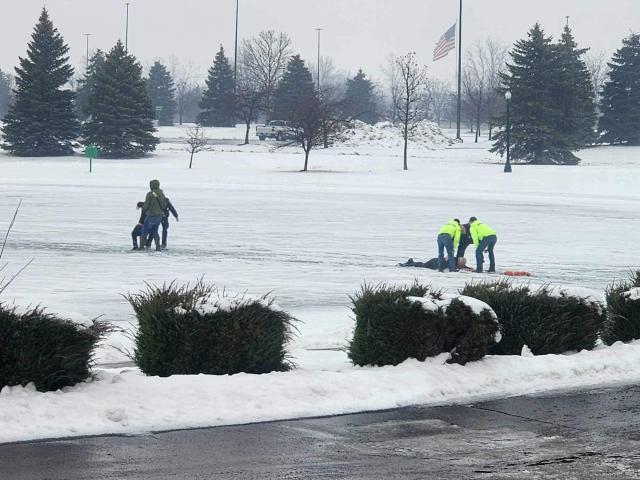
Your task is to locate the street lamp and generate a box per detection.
[504,90,512,173]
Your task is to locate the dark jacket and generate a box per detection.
[164,198,178,219]
[456,223,472,258]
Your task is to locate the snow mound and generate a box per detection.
[624,288,640,301]
[337,120,454,149]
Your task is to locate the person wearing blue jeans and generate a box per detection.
[141,179,168,251]
[469,217,498,273]
[437,219,462,272]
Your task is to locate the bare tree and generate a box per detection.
[462,44,488,143]
[284,93,347,171]
[169,58,198,125]
[394,53,428,170]
[240,30,292,119]
[235,69,265,145]
[426,79,453,125]
[382,53,401,123]
[482,38,508,140]
[185,126,208,169]
[586,50,609,106]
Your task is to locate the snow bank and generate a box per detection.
[624,288,640,301]
[3,342,640,444]
[337,120,454,150]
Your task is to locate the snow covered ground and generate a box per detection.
[1,132,639,443]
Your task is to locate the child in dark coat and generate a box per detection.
[131,202,146,250]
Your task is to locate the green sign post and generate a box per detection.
[84,145,98,172]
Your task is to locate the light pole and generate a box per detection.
[315,28,323,93]
[125,3,130,52]
[84,33,91,71]
[234,0,239,92]
[504,90,512,173]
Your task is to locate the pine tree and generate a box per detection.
[83,41,158,158]
[552,26,597,151]
[491,24,574,164]
[342,69,378,124]
[599,33,640,145]
[147,61,177,126]
[1,9,79,156]
[0,69,12,119]
[272,54,316,120]
[198,46,236,127]
[75,50,105,121]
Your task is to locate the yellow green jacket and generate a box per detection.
[469,220,496,246]
[438,220,461,251]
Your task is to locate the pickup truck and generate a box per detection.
[255,120,298,141]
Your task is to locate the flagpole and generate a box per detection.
[456,0,463,141]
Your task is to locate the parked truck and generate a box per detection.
[255,120,298,141]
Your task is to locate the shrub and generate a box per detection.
[348,282,499,366]
[603,270,640,345]
[461,281,604,355]
[127,281,296,376]
[0,305,108,392]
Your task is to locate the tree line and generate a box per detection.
[0,9,638,167]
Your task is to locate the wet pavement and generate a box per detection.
[3,384,640,479]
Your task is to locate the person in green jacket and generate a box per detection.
[141,179,167,251]
[437,219,462,272]
[469,216,497,273]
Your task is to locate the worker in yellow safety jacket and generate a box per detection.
[437,219,463,272]
[468,217,497,273]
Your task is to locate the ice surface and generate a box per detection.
[0,131,639,443]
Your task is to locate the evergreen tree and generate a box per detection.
[1,9,79,156]
[0,69,12,119]
[83,41,158,158]
[553,26,597,151]
[75,50,105,121]
[198,46,236,127]
[491,24,575,165]
[147,61,177,126]
[342,69,378,124]
[272,54,316,120]
[599,33,640,145]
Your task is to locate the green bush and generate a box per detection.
[127,281,296,376]
[461,281,604,355]
[0,305,108,392]
[348,282,499,366]
[603,271,640,345]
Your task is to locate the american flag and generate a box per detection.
[433,23,456,61]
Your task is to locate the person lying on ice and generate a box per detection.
[469,216,497,273]
[131,202,146,250]
[437,219,464,272]
[399,256,472,271]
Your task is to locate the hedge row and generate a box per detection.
[0,305,108,392]
[3,271,640,389]
[461,281,605,355]
[603,271,640,345]
[348,282,500,366]
[126,281,296,376]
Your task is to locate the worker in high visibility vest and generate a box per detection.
[437,219,463,272]
[469,217,498,273]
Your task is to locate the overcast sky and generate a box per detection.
[1,0,638,84]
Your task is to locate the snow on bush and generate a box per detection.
[603,271,640,345]
[348,282,499,367]
[337,120,454,150]
[461,280,604,356]
[126,281,296,377]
